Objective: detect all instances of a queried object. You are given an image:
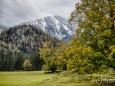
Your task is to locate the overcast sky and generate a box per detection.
[0,0,79,26]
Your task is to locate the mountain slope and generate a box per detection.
[0,25,60,55]
[0,25,61,70]
[23,15,75,41]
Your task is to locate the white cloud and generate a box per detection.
[0,0,79,26]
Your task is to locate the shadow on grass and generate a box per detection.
[44,70,62,74]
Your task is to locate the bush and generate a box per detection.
[99,65,109,73]
[23,59,32,71]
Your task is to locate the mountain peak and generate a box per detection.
[39,13,54,19]
[0,15,76,41]
[23,15,75,41]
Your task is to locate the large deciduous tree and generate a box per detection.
[39,41,57,72]
[68,0,115,73]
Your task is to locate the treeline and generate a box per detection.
[0,44,43,71]
[39,0,115,73]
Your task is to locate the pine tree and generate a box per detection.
[15,53,24,70]
[0,48,4,71]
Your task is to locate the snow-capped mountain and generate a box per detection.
[0,15,76,41]
[0,24,8,33]
[23,15,76,41]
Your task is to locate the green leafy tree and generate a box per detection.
[23,58,32,71]
[40,41,57,72]
[108,45,115,69]
[54,42,67,70]
[66,39,94,73]
[68,0,115,73]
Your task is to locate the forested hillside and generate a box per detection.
[0,24,60,71]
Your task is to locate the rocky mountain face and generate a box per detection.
[23,15,76,41]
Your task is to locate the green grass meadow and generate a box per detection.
[0,71,115,86]
[0,71,57,86]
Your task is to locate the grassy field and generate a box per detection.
[0,71,115,86]
[0,71,57,86]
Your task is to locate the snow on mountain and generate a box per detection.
[23,15,76,41]
[0,15,76,41]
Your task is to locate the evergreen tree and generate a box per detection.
[30,52,44,70]
[15,53,24,70]
[0,48,4,71]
